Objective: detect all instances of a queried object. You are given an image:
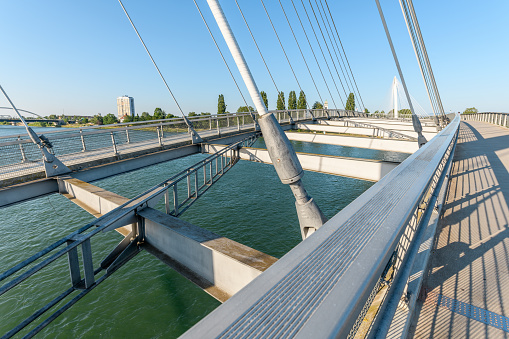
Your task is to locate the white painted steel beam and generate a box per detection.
[285,132,418,154]
[139,207,277,302]
[318,119,438,133]
[204,145,399,182]
[297,123,437,140]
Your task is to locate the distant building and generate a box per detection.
[117,95,135,122]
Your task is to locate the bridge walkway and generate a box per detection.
[411,121,509,337]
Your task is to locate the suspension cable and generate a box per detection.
[117,0,189,122]
[312,0,358,110]
[290,0,338,109]
[299,0,345,107]
[406,0,444,115]
[259,0,310,109]
[277,0,324,106]
[306,0,349,102]
[234,0,286,109]
[192,0,256,119]
[400,0,444,117]
[317,0,362,111]
[375,0,427,148]
[322,0,366,111]
[399,0,439,116]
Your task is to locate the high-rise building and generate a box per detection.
[117,95,135,122]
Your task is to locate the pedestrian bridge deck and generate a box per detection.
[412,121,509,337]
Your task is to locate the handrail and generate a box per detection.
[462,111,508,128]
[181,115,460,338]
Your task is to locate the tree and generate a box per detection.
[399,109,411,116]
[200,112,211,116]
[103,113,118,125]
[345,92,355,111]
[218,94,226,114]
[122,115,132,123]
[237,105,254,113]
[91,114,103,125]
[188,112,198,117]
[80,117,89,124]
[463,107,478,115]
[364,108,370,114]
[288,91,297,110]
[297,90,307,109]
[276,91,285,110]
[141,112,151,121]
[260,91,268,109]
[312,101,323,109]
[154,108,166,119]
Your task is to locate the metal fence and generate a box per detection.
[0,109,366,185]
[462,112,509,128]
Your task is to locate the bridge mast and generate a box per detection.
[393,77,399,119]
[205,0,326,239]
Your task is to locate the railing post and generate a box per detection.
[164,184,170,214]
[66,239,81,288]
[217,118,220,136]
[110,131,118,155]
[80,129,86,152]
[125,129,130,144]
[18,137,27,162]
[209,116,212,130]
[237,116,240,131]
[157,124,163,146]
[173,184,179,215]
[505,115,508,128]
[81,238,95,288]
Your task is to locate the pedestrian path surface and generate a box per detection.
[412,121,509,338]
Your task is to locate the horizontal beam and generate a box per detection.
[285,132,418,154]
[343,119,439,131]
[139,207,277,302]
[297,122,437,140]
[203,145,399,181]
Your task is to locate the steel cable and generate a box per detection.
[192,0,256,119]
[322,0,366,111]
[289,0,338,109]
[299,0,345,107]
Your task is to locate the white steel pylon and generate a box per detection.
[392,76,399,119]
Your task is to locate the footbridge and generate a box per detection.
[1,111,509,338]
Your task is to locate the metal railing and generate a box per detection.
[181,115,460,338]
[339,118,418,141]
[0,134,259,338]
[0,109,344,185]
[462,112,509,128]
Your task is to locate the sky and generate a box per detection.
[1,0,508,118]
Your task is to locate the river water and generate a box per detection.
[0,126,406,338]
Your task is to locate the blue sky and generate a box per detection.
[1,1,507,117]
